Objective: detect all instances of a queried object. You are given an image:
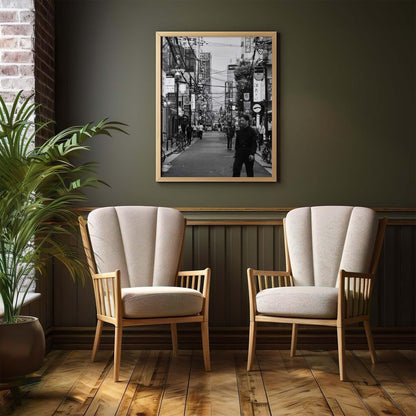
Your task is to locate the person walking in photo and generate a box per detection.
[186,123,193,146]
[232,114,257,177]
[198,124,203,139]
[226,123,235,150]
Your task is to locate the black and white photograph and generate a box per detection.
[156,32,277,182]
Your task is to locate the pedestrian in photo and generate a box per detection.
[198,124,203,139]
[226,123,235,150]
[186,123,193,146]
[232,114,257,177]
[180,120,187,137]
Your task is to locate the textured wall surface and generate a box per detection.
[0,0,35,102]
[55,0,415,208]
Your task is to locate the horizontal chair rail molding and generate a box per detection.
[75,207,416,225]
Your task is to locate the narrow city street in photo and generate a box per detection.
[162,130,271,177]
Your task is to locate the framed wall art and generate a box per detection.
[156,31,277,182]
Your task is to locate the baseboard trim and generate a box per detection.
[49,326,416,351]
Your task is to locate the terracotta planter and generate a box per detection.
[0,316,45,384]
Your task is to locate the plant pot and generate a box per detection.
[0,316,45,384]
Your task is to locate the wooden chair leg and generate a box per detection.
[290,323,298,357]
[363,320,376,364]
[171,323,178,357]
[114,326,123,382]
[247,321,257,371]
[91,319,103,362]
[201,321,211,371]
[337,325,347,381]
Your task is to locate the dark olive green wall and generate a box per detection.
[55,0,415,208]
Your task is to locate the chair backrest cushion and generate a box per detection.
[87,206,185,288]
[286,206,379,287]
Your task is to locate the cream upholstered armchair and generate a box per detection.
[79,206,210,381]
[247,206,386,381]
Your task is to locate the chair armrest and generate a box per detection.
[92,270,122,322]
[176,268,210,297]
[177,268,211,318]
[247,268,294,320]
[338,269,375,318]
[248,268,294,294]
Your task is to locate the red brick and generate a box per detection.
[19,10,34,23]
[19,38,33,49]
[0,0,34,7]
[0,38,18,48]
[0,11,18,22]
[2,24,33,37]
[0,65,18,76]
[19,64,34,76]
[0,92,17,104]
[2,51,33,63]
[1,77,35,91]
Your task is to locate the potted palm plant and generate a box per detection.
[0,91,125,385]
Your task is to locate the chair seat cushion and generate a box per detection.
[256,286,339,319]
[121,286,203,318]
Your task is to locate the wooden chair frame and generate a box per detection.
[79,216,211,381]
[247,217,387,381]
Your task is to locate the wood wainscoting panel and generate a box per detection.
[370,224,416,327]
[184,223,286,327]
[184,221,416,328]
[39,208,416,349]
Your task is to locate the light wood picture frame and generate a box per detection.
[156,31,277,182]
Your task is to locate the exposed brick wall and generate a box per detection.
[34,0,54,141]
[0,0,54,141]
[0,0,35,105]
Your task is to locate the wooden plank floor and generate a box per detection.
[1,349,415,415]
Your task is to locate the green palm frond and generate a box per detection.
[0,91,127,323]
